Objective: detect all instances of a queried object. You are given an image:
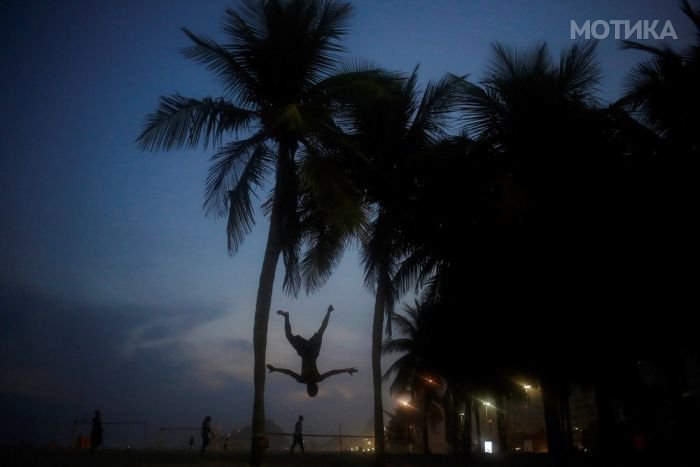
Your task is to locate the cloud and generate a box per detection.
[322,383,358,401]
[0,282,255,445]
[0,367,74,401]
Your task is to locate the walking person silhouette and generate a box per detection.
[200,416,215,454]
[90,410,103,454]
[267,305,357,397]
[290,415,304,453]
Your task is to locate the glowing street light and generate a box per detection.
[398,398,415,410]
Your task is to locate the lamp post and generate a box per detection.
[523,385,532,408]
[481,401,495,453]
[483,401,493,422]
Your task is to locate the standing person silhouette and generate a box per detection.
[290,415,304,454]
[90,410,103,454]
[200,416,215,454]
[266,305,357,397]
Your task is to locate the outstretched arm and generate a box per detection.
[318,367,358,382]
[266,364,304,383]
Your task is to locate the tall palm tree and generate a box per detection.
[383,301,444,454]
[337,68,467,461]
[459,41,609,461]
[607,2,700,442]
[619,0,699,242]
[136,1,369,464]
[620,0,700,156]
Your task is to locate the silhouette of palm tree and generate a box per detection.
[383,301,443,454]
[618,0,699,242]
[459,41,611,460]
[136,1,383,464]
[336,67,467,460]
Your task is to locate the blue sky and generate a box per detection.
[1,0,694,446]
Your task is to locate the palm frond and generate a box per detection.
[485,42,520,83]
[419,272,442,303]
[383,353,414,381]
[461,82,504,137]
[408,73,468,145]
[388,367,415,395]
[315,60,403,108]
[529,42,551,76]
[389,310,416,339]
[304,0,354,82]
[394,251,439,298]
[400,65,422,123]
[681,0,700,32]
[620,59,663,119]
[276,147,304,298]
[382,338,414,355]
[313,0,353,40]
[136,95,255,151]
[222,1,268,45]
[558,41,601,103]
[298,144,367,293]
[206,138,273,253]
[204,131,270,217]
[620,39,672,57]
[300,229,348,293]
[181,29,259,105]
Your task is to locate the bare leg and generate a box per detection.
[277,310,294,343]
[316,305,333,337]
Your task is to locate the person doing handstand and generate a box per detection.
[267,305,357,397]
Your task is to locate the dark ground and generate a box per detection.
[1,448,694,467]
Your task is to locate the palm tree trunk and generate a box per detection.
[497,395,509,454]
[462,393,472,457]
[594,380,614,458]
[473,398,482,454]
[541,376,568,466]
[372,272,388,466]
[250,147,288,466]
[422,390,430,454]
[443,389,457,454]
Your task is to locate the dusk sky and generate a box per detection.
[1,0,693,446]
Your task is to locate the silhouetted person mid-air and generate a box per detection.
[267,305,357,397]
[200,416,215,454]
[90,410,102,454]
[290,415,304,453]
